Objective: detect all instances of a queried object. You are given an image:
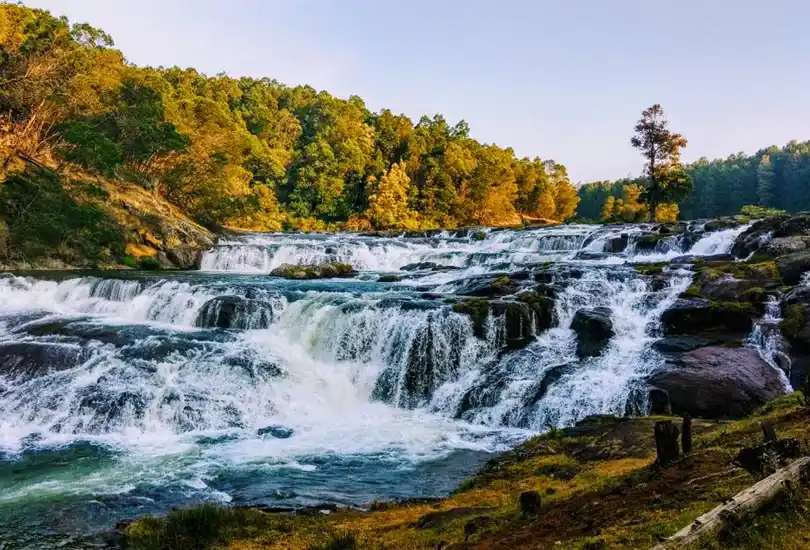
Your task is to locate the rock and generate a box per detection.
[704,217,741,232]
[653,336,718,354]
[605,234,629,253]
[455,275,521,298]
[491,301,536,349]
[698,277,765,304]
[776,251,810,285]
[377,274,402,283]
[258,425,294,439]
[657,222,688,235]
[576,251,609,261]
[167,248,204,270]
[661,298,756,339]
[270,262,357,279]
[571,307,614,358]
[764,236,810,256]
[400,262,458,272]
[648,347,787,418]
[648,388,672,415]
[634,233,663,251]
[453,298,490,339]
[194,296,274,329]
[516,291,557,332]
[0,341,87,379]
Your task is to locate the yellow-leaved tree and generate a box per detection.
[364,161,420,230]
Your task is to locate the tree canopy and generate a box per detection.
[0,4,579,232]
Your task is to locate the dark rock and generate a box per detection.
[522,364,573,409]
[648,347,787,418]
[167,248,204,270]
[699,277,765,304]
[648,388,672,415]
[0,341,87,378]
[652,336,718,354]
[455,275,521,298]
[672,253,735,264]
[661,298,756,339]
[634,233,663,251]
[453,299,490,339]
[401,262,458,272]
[576,251,609,261]
[195,296,274,330]
[516,291,557,333]
[377,274,402,283]
[270,262,357,279]
[776,251,810,285]
[704,217,741,232]
[491,301,535,349]
[258,425,294,439]
[571,307,614,358]
[654,420,680,465]
[519,491,541,518]
[657,222,688,235]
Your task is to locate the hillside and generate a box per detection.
[0,2,579,270]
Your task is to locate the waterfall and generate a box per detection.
[0,221,759,546]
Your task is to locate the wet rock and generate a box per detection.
[652,336,718,354]
[377,274,402,283]
[270,262,357,279]
[776,251,810,285]
[661,298,756,340]
[167,248,205,270]
[400,262,458,272]
[634,233,664,252]
[455,275,521,298]
[731,214,810,258]
[764,236,810,256]
[648,347,786,418]
[194,296,274,330]
[604,234,629,253]
[491,301,536,349]
[452,298,490,339]
[703,217,742,232]
[517,291,557,333]
[258,425,294,439]
[0,341,87,378]
[571,307,614,358]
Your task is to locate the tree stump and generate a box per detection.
[655,420,680,465]
[681,413,692,454]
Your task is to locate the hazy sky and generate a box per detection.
[24,0,810,182]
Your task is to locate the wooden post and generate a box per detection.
[655,420,680,465]
[681,413,692,454]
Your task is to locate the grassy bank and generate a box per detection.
[122,393,810,550]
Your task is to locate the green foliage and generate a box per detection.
[578,142,810,222]
[630,104,692,218]
[0,167,125,264]
[138,257,161,270]
[121,255,138,268]
[740,204,786,218]
[1,3,579,234]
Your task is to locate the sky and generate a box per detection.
[23,0,810,183]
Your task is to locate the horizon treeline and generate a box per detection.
[0,3,579,232]
[577,140,810,222]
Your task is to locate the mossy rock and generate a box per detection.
[634,263,665,275]
[453,298,490,339]
[270,262,357,279]
[782,303,806,340]
[472,230,487,241]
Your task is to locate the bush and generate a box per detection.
[138,257,161,270]
[121,255,138,268]
[740,205,786,218]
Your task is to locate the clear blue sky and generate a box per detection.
[24,0,810,182]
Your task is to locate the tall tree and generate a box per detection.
[630,104,692,220]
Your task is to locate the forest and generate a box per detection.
[0,3,579,239]
[576,140,810,222]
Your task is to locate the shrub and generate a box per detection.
[138,257,161,270]
[740,205,786,218]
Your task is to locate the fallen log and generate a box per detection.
[652,456,810,549]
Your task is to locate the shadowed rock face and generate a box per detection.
[649,346,786,418]
[571,307,614,358]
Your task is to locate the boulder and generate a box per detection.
[571,307,614,358]
[661,298,756,339]
[258,425,294,439]
[377,274,402,283]
[400,262,459,272]
[652,336,719,354]
[0,341,87,379]
[270,262,357,279]
[491,301,536,349]
[776,251,810,285]
[194,296,274,330]
[635,233,664,252]
[605,234,629,253]
[455,275,521,298]
[648,347,786,418]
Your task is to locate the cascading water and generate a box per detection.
[0,222,751,548]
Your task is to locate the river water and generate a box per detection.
[0,223,751,548]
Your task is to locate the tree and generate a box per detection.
[364,161,419,230]
[630,104,692,220]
